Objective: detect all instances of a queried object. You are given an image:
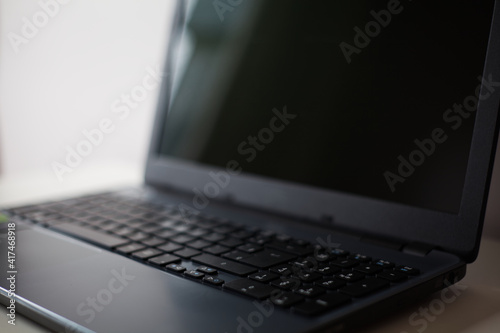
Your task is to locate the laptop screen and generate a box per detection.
[158,0,495,214]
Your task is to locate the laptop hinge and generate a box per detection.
[402,242,435,257]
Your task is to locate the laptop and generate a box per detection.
[2,0,500,332]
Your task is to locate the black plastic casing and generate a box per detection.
[145,0,500,263]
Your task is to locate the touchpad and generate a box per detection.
[1,227,102,273]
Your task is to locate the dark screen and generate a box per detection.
[159,0,494,213]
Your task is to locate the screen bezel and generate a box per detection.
[146,0,500,262]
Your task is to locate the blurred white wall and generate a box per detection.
[0,0,175,184]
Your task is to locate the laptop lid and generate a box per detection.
[145,0,500,262]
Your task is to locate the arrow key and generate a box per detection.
[225,279,275,300]
[340,278,389,297]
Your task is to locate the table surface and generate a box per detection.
[1,167,499,333]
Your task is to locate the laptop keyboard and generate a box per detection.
[6,191,421,316]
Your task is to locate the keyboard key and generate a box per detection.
[293,293,351,316]
[340,278,389,297]
[203,276,225,286]
[172,224,193,233]
[374,260,395,269]
[124,218,146,229]
[314,251,333,262]
[148,254,181,266]
[331,258,359,268]
[249,272,279,283]
[296,271,322,283]
[315,265,339,276]
[202,233,226,243]
[174,248,201,259]
[141,222,162,233]
[247,236,271,246]
[131,248,162,260]
[196,266,218,275]
[186,228,208,237]
[116,242,146,254]
[270,264,294,276]
[274,234,292,242]
[335,272,365,282]
[186,239,212,250]
[267,241,314,256]
[219,238,244,248]
[240,250,296,268]
[355,264,383,275]
[290,239,309,246]
[204,244,230,255]
[157,242,183,253]
[166,263,186,273]
[378,270,407,282]
[315,278,346,290]
[141,237,166,247]
[171,234,195,244]
[271,292,304,307]
[225,279,275,300]
[222,250,252,261]
[156,229,179,239]
[127,231,150,242]
[66,211,92,220]
[197,220,221,229]
[349,254,372,262]
[270,277,301,291]
[237,244,263,253]
[51,223,129,248]
[330,249,349,257]
[192,254,257,276]
[231,230,255,239]
[396,266,420,276]
[292,259,317,270]
[44,217,75,227]
[114,226,135,237]
[257,230,275,238]
[184,270,205,279]
[295,286,326,298]
[99,220,122,231]
[140,212,163,221]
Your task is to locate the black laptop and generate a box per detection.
[2,0,500,332]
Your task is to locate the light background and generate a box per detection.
[0,0,175,181]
